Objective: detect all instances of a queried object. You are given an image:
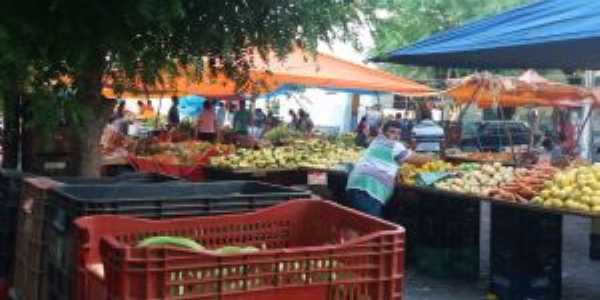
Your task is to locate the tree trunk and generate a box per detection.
[1,75,22,169]
[78,100,113,176]
[75,58,113,177]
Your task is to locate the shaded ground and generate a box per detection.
[404,203,600,300]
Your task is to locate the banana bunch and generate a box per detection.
[210,139,362,170]
[399,160,454,185]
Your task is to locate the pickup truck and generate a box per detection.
[460,121,540,152]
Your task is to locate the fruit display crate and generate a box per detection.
[204,166,308,186]
[43,181,311,300]
[489,204,562,300]
[0,169,24,283]
[10,173,178,300]
[73,200,405,300]
[398,185,481,279]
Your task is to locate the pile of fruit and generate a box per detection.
[532,165,600,213]
[488,164,559,203]
[447,151,515,163]
[209,139,362,170]
[262,125,303,145]
[399,160,454,185]
[136,141,234,165]
[435,163,517,196]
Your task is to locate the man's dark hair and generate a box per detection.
[542,138,554,151]
[171,96,179,104]
[558,132,567,143]
[203,101,211,110]
[382,120,402,133]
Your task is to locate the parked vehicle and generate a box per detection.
[460,121,540,152]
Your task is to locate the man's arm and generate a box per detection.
[402,152,433,167]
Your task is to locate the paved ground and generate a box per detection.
[404,203,600,300]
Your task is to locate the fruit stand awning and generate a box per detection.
[447,70,597,108]
[102,49,434,99]
[371,0,600,69]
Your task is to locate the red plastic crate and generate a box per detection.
[0,278,6,300]
[74,200,405,300]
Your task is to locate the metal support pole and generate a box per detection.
[582,71,594,160]
[583,70,600,260]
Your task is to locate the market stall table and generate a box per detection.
[395,184,481,280]
[399,182,600,300]
[100,155,134,177]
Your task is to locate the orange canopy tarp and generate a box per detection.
[446,70,596,108]
[102,48,434,99]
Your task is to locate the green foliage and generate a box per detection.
[0,0,379,133]
[0,0,377,92]
[371,0,530,80]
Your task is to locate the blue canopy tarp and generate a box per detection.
[178,95,205,119]
[372,0,600,69]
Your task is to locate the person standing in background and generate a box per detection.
[112,101,130,135]
[167,96,180,129]
[142,100,155,119]
[264,110,278,132]
[196,101,218,142]
[298,109,314,134]
[355,116,370,147]
[366,107,383,137]
[216,102,226,128]
[233,100,252,135]
[288,109,299,130]
[136,101,145,117]
[253,108,267,137]
[223,103,236,129]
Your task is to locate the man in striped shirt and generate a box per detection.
[346,120,431,218]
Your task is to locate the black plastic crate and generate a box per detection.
[389,186,420,265]
[204,167,308,186]
[44,180,311,300]
[326,170,349,204]
[0,169,23,280]
[590,219,600,260]
[489,204,562,300]
[11,172,178,300]
[410,187,480,279]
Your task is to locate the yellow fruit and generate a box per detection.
[550,199,563,208]
[581,196,592,205]
[541,190,551,198]
[565,200,579,210]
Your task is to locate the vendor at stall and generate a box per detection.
[355,116,370,147]
[346,120,431,217]
[167,96,180,129]
[196,101,218,142]
[233,100,252,135]
[142,100,155,119]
